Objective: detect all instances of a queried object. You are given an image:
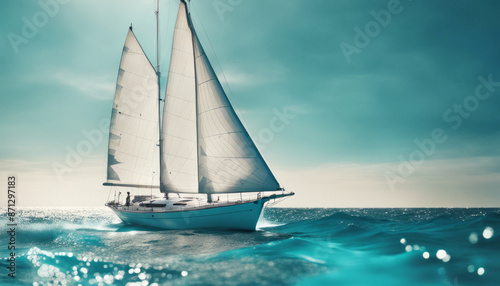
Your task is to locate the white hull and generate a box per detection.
[108,198,269,231]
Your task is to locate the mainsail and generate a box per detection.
[160,0,280,194]
[105,28,160,188]
[160,1,198,193]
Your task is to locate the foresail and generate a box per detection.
[193,33,280,194]
[106,29,159,187]
[160,0,280,194]
[160,0,198,193]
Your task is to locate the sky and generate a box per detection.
[0,0,499,207]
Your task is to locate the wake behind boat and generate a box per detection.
[103,0,293,230]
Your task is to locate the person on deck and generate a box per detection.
[126,192,130,207]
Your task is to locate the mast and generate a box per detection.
[156,0,166,199]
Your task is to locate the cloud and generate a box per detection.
[52,71,115,100]
[220,69,277,87]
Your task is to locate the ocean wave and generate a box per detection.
[0,207,499,285]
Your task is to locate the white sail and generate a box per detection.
[106,28,159,187]
[104,1,293,231]
[192,32,280,193]
[160,1,198,193]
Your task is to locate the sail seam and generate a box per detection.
[167,70,195,77]
[164,93,195,102]
[171,47,193,54]
[165,133,197,141]
[118,70,155,81]
[197,105,230,115]
[112,113,157,121]
[197,78,215,85]
[202,131,244,138]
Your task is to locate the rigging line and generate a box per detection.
[155,0,160,72]
[190,4,250,129]
[161,0,172,72]
[159,0,175,86]
[267,194,291,207]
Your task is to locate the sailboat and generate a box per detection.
[104,0,294,231]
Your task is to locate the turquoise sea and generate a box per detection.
[1,208,499,285]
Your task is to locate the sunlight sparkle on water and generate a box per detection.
[8,207,500,286]
[483,227,494,239]
[104,274,114,284]
[467,265,475,273]
[436,249,448,260]
[436,249,446,259]
[469,232,478,244]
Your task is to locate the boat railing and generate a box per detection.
[107,197,257,212]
